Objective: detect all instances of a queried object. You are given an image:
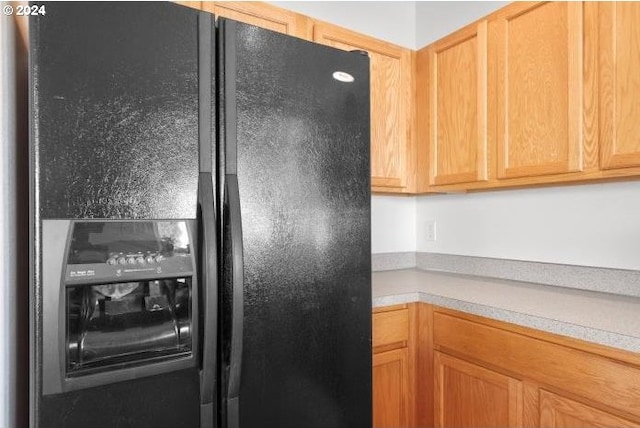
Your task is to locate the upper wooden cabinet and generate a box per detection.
[598,2,640,170]
[314,23,416,193]
[492,2,585,180]
[201,2,313,40]
[173,1,201,10]
[425,21,488,186]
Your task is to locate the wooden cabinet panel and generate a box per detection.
[314,23,415,193]
[434,351,523,428]
[373,308,409,349]
[493,2,584,179]
[434,310,640,423]
[201,2,313,40]
[428,21,488,186]
[539,390,640,428]
[599,2,640,170]
[373,348,410,428]
[172,1,201,9]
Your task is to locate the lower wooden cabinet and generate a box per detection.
[373,303,640,428]
[539,390,640,428]
[432,307,640,428]
[373,348,410,428]
[434,351,522,428]
[372,304,416,428]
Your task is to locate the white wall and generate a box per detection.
[416,182,640,270]
[372,195,416,253]
[415,1,507,47]
[269,1,417,48]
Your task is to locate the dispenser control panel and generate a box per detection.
[64,221,194,283]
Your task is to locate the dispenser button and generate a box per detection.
[146,255,155,264]
[136,257,145,265]
[155,255,164,263]
[127,257,136,265]
[107,257,117,265]
[117,257,127,265]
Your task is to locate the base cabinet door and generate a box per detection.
[434,351,523,428]
[539,390,640,428]
[373,348,410,428]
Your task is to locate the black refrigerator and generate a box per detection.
[28,2,371,428]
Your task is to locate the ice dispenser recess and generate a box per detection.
[42,220,199,394]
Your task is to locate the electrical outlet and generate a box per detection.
[425,220,436,242]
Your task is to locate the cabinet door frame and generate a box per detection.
[202,1,313,40]
[539,389,640,428]
[428,21,488,186]
[598,2,640,170]
[434,351,523,428]
[373,347,411,428]
[494,1,584,179]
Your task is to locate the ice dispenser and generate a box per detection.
[41,220,199,394]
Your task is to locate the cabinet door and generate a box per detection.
[539,390,640,428]
[202,2,313,40]
[599,2,640,170]
[493,2,584,179]
[434,352,523,428]
[314,23,414,193]
[428,21,488,186]
[373,348,410,428]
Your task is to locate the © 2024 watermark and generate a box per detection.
[3,3,46,16]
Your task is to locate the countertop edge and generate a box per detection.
[372,288,640,354]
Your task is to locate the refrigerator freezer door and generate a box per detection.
[31,3,204,428]
[219,19,372,428]
[31,2,199,220]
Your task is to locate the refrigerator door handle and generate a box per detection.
[198,172,218,428]
[225,174,244,428]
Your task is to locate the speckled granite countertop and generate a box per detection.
[373,269,640,353]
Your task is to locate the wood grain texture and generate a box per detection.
[417,163,640,193]
[407,304,419,428]
[416,0,640,193]
[433,306,640,368]
[434,351,523,428]
[433,310,640,422]
[202,1,313,40]
[582,1,600,172]
[429,21,488,186]
[373,308,409,350]
[404,51,420,194]
[172,1,201,10]
[523,381,540,428]
[373,304,408,314]
[314,22,413,192]
[416,303,434,428]
[539,390,640,428]
[599,2,640,170]
[373,348,411,428]
[494,2,584,179]
[415,46,432,193]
